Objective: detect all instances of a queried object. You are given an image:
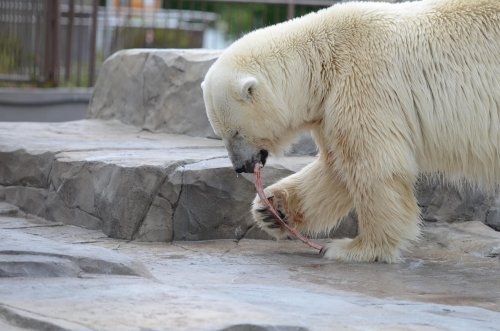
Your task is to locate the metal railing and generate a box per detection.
[1,0,402,87]
[0,0,98,87]
[0,1,48,84]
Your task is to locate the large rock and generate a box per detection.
[0,120,218,240]
[169,157,298,241]
[0,120,328,242]
[88,49,222,138]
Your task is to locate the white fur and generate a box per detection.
[202,0,500,262]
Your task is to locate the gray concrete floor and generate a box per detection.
[0,207,499,331]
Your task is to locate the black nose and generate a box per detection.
[259,149,269,166]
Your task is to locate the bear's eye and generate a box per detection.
[233,130,239,138]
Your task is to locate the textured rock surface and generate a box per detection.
[416,180,500,233]
[0,217,150,278]
[0,213,499,330]
[0,120,337,242]
[88,49,222,138]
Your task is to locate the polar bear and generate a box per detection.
[201,0,500,262]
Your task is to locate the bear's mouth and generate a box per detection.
[259,149,269,166]
[235,149,268,173]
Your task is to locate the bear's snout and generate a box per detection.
[224,135,268,173]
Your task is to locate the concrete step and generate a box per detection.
[0,119,342,242]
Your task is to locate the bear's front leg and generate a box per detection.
[252,160,353,240]
[320,174,421,263]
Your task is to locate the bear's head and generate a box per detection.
[202,58,295,173]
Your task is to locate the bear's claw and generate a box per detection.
[258,208,288,228]
[253,193,290,240]
[257,207,267,213]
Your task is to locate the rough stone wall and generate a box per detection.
[0,121,331,242]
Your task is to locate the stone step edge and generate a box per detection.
[1,146,334,242]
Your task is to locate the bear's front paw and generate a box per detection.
[252,191,290,240]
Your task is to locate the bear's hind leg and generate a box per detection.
[321,175,421,263]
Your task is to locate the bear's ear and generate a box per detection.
[239,76,257,101]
